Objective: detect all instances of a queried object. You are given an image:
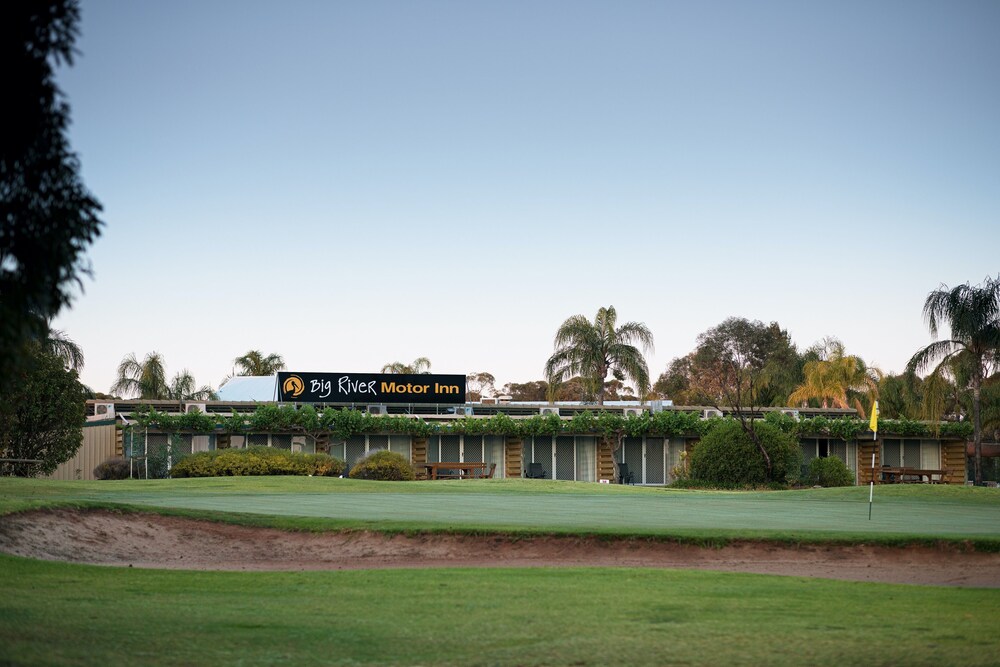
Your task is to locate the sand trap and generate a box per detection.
[2,508,999,587]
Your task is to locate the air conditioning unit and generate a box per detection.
[702,409,723,419]
[781,410,800,420]
[453,406,473,416]
[367,405,387,415]
[624,407,645,417]
[497,395,513,404]
[185,403,206,414]
[539,407,560,417]
[89,402,115,422]
[480,397,497,405]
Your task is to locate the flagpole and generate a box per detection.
[868,447,875,520]
[868,401,878,521]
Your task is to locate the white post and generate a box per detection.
[868,448,876,520]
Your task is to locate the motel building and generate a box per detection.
[55,371,971,486]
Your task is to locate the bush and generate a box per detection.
[348,450,415,481]
[805,456,855,487]
[688,420,802,486]
[94,457,130,480]
[170,446,345,478]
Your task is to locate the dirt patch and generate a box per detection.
[2,508,999,587]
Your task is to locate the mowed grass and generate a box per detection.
[2,554,999,667]
[2,478,1000,665]
[2,477,999,544]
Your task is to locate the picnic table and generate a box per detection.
[422,461,494,480]
[879,466,945,484]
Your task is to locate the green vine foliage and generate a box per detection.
[128,405,972,441]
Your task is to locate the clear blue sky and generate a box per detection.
[53,0,1000,396]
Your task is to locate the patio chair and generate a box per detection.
[618,463,634,485]
[525,462,547,479]
[479,463,497,479]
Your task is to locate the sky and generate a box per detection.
[51,0,1000,396]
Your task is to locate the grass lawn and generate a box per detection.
[2,477,999,544]
[2,478,1000,665]
[2,554,999,667]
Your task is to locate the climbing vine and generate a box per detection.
[127,405,973,440]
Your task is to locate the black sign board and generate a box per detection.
[277,372,466,404]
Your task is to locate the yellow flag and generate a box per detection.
[869,400,879,437]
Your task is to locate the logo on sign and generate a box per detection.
[282,374,304,398]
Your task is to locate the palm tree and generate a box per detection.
[908,276,1000,485]
[45,328,84,373]
[110,352,169,399]
[788,339,880,416]
[168,370,218,401]
[233,350,285,376]
[381,357,432,374]
[544,306,654,406]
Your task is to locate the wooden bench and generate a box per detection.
[422,462,489,480]
[879,467,946,484]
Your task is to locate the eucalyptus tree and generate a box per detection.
[381,357,432,374]
[687,318,796,474]
[233,350,285,376]
[908,276,1000,485]
[543,306,653,406]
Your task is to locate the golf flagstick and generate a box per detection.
[868,401,879,520]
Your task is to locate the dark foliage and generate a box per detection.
[688,420,801,486]
[94,457,130,480]
[1,0,103,387]
[0,342,86,475]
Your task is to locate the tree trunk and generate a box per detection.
[973,378,982,486]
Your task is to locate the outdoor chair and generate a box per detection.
[618,463,634,485]
[526,462,547,479]
[479,463,497,479]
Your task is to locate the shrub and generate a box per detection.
[805,456,855,487]
[170,446,345,478]
[688,420,801,486]
[94,457,130,480]
[348,450,415,481]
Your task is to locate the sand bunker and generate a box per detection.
[2,509,999,587]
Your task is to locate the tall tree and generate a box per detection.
[501,380,549,402]
[1,1,103,388]
[788,339,880,416]
[233,350,285,376]
[168,370,218,401]
[465,372,496,402]
[111,352,168,399]
[688,318,791,474]
[908,276,1000,485]
[381,357,432,374]
[112,352,217,401]
[544,306,653,406]
[46,327,84,373]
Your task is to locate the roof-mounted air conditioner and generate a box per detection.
[540,407,560,417]
[185,403,206,414]
[624,407,645,417]
[702,409,723,419]
[89,402,115,422]
[367,405,386,415]
[781,409,800,420]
